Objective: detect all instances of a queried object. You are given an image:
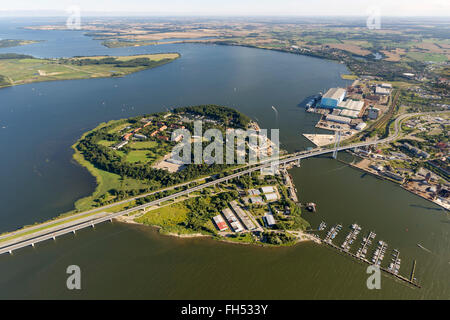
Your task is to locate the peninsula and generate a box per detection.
[0,39,42,48]
[0,52,180,88]
[71,105,309,246]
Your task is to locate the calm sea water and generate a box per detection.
[0,18,448,299]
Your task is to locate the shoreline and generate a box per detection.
[0,52,180,90]
[338,156,449,212]
[115,214,315,247]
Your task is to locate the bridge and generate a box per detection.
[0,111,439,256]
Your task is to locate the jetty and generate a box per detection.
[317,222,421,288]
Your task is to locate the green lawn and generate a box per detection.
[135,202,190,234]
[126,150,151,163]
[97,140,115,147]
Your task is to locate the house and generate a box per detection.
[123,132,133,140]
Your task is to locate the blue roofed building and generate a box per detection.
[320,88,346,109]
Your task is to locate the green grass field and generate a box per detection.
[135,202,191,234]
[406,52,448,62]
[126,150,151,163]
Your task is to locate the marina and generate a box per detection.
[341,223,361,252]
[315,222,421,289]
[371,240,388,266]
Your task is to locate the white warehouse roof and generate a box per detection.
[323,88,346,100]
[260,186,276,194]
[338,99,364,112]
[264,192,279,201]
[326,114,352,124]
[340,109,360,118]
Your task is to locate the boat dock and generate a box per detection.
[410,260,417,282]
[371,240,388,266]
[341,223,361,252]
[317,222,421,289]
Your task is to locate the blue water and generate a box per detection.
[0,17,448,300]
[0,17,349,232]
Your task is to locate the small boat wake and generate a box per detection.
[417,243,432,253]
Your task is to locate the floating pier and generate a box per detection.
[318,222,421,289]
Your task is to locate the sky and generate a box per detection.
[0,0,449,17]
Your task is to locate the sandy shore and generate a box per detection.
[116,214,316,246]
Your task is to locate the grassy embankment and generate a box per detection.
[71,119,155,212]
[135,197,218,236]
[0,53,180,88]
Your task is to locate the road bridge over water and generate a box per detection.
[0,111,440,256]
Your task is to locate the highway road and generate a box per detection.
[0,111,446,256]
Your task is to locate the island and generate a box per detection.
[0,52,180,88]
[72,105,310,246]
[0,39,42,48]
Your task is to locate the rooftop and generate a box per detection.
[323,87,346,100]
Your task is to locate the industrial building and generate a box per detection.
[222,208,244,232]
[368,107,380,120]
[402,142,430,159]
[375,86,390,95]
[325,114,352,124]
[356,122,367,131]
[320,88,346,109]
[338,99,364,112]
[340,109,360,119]
[263,214,276,227]
[230,201,256,231]
[212,215,228,231]
[248,196,264,204]
[260,186,276,194]
[264,192,279,202]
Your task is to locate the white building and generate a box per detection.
[325,114,352,124]
[264,192,279,202]
[337,99,364,112]
[260,186,276,194]
[356,122,367,130]
[264,214,276,227]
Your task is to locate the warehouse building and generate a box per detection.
[340,109,360,119]
[222,208,244,232]
[355,122,367,130]
[263,214,276,227]
[264,192,279,202]
[212,215,228,231]
[260,186,276,194]
[325,114,352,124]
[230,201,256,231]
[320,88,346,109]
[338,99,364,113]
